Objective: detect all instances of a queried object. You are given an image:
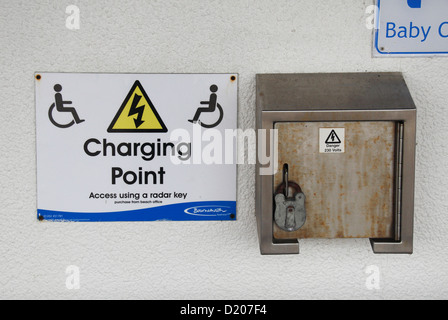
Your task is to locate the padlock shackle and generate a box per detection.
[275,181,302,197]
[277,163,302,197]
[283,163,289,197]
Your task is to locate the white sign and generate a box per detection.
[35,73,237,221]
[319,128,345,153]
[374,0,448,56]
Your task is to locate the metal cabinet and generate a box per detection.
[255,73,416,255]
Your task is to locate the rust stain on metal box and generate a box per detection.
[273,121,395,239]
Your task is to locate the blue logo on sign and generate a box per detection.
[407,0,421,9]
[184,205,230,217]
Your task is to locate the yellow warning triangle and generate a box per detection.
[108,80,168,132]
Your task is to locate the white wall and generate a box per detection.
[1,0,447,299]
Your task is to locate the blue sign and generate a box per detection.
[374,0,448,56]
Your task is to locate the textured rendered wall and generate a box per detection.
[0,0,447,299]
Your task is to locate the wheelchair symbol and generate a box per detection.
[188,84,223,129]
[48,84,84,129]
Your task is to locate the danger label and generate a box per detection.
[319,128,345,153]
[108,81,167,132]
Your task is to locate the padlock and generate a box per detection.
[274,164,306,232]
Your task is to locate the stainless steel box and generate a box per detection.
[255,73,416,255]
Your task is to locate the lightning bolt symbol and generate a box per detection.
[128,93,145,128]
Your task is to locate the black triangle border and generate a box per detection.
[107,80,168,133]
[325,129,341,144]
